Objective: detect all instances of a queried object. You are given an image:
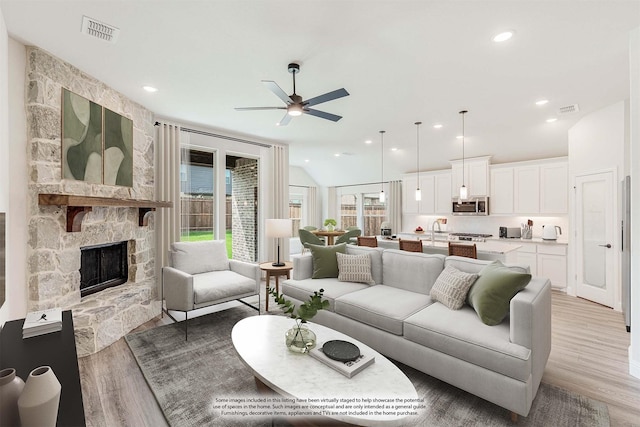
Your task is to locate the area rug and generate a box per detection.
[125,305,610,427]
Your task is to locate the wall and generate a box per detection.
[0,8,8,323]
[629,27,640,379]
[568,101,626,306]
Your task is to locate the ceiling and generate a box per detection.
[2,1,639,187]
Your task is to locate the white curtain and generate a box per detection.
[389,180,402,234]
[155,122,181,292]
[327,186,337,224]
[307,186,319,227]
[270,144,289,260]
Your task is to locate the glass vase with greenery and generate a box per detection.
[268,287,329,353]
[324,218,337,231]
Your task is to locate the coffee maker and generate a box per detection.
[380,221,392,237]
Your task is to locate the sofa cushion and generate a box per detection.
[306,243,347,279]
[382,250,445,294]
[336,252,375,285]
[346,245,384,284]
[467,260,532,326]
[192,270,256,304]
[404,303,532,381]
[445,256,530,275]
[170,240,229,275]
[281,278,369,311]
[430,266,478,310]
[334,285,432,335]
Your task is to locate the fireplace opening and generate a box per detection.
[80,241,128,297]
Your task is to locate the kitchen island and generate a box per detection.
[377,237,522,263]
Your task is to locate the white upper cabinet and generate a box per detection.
[450,156,491,197]
[402,175,419,214]
[514,165,540,213]
[419,175,435,214]
[434,172,452,213]
[490,167,514,214]
[540,162,568,214]
[402,171,451,215]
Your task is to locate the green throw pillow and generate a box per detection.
[306,243,347,279]
[466,260,532,326]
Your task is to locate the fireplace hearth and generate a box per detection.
[80,241,128,297]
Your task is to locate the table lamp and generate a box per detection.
[265,219,292,267]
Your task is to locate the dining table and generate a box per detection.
[311,229,346,245]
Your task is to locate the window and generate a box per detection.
[289,194,303,237]
[180,148,215,241]
[340,194,357,230]
[363,193,386,236]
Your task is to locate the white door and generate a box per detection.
[575,171,616,307]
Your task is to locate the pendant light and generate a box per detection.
[415,121,422,201]
[379,130,386,203]
[459,110,469,202]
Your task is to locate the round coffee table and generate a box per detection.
[232,315,418,426]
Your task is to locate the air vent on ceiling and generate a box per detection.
[558,104,580,115]
[81,16,119,43]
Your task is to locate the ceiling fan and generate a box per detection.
[235,63,349,126]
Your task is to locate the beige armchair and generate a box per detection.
[162,240,261,339]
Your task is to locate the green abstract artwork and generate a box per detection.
[103,108,133,187]
[62,88,103,183]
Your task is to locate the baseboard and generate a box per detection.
[629,345,640,379]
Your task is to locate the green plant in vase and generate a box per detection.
[268,287,329,353]
[324,218,337,232]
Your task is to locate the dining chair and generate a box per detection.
[346,226,360,231]
[356,236,378,247]
[335,228,362,245]
[303,225,318,231]
[298,229,325,253]
[398,239,423,253]
[448,242,478,259]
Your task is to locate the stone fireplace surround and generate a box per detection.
[26,47,160,357]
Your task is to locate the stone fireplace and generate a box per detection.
[80,241,129,297]
[25,47,161,356]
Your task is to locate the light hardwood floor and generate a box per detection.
[78,291,640,426]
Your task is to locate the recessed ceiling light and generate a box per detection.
[433,124,443,129]
[493,31,514,43]
[391,147,398,152]
[456,135,463,140]
[334,153,340,157]
[546,118,558,123]
[535,99,549,106]
[304,159,310,163]
[143,86,158,93]
[365,140,372,144]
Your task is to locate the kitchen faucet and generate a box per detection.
[431,220,441,244]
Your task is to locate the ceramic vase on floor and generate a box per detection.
[0,368,25,427]
[17,366,61,427]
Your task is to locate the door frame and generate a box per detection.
[572,168,620,310]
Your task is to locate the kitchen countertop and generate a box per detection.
[489,237,568,246]
[378,237,522,255]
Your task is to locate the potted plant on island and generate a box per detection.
[324,218,337,232]
[268,287,329,353]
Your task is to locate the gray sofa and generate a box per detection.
[280,245,551,417]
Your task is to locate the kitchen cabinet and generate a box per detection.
[434,172,452,213]
[450,156,490,197]
[490,167,514,214]
[419,175,436,213]
[515,242,566,289]
[403,171,451,215]
[402,175,419,214]
[514,165,540,213]
[540,162,568,214]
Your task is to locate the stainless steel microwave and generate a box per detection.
[451,197,489,216]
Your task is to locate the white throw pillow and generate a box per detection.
[430,265,478,310]
[336,252,375,285]
[170,240,229,275]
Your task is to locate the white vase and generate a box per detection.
[0,368,25,427]
[17,366,61,427]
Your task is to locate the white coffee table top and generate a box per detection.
[232,315,418,426]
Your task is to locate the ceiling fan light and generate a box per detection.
[287,105,303,116]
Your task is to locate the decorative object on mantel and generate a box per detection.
[458,110,469,202]
[17,366,61,427]
[0,368,25,426]
[414,121,422,201]
[38,193,172,232]
[62,88,134,187]
[323,218,337,232]
[268,287,329,353]
[379,130,386,203]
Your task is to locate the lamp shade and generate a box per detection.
[265,219,292,238]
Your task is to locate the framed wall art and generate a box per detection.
[103,107,133,187]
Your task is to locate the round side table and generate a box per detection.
[259,261,293,311]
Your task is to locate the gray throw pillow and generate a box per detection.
[467,260,532,326]
[430,265,478,310]
[336,252,375,285]
[306,243,347,279]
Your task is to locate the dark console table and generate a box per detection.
[0,310,86,426]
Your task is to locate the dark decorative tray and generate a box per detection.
[322,340,360,362]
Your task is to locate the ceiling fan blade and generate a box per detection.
[304,88,349,107]
[234,106,286,111]
[262,80,294,105]
[304,108,342,122]
[277,113,292,126]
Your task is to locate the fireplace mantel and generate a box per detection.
[38,193,173,232]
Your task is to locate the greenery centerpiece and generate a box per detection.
[324,218,337,232]
[268,287,329,353]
